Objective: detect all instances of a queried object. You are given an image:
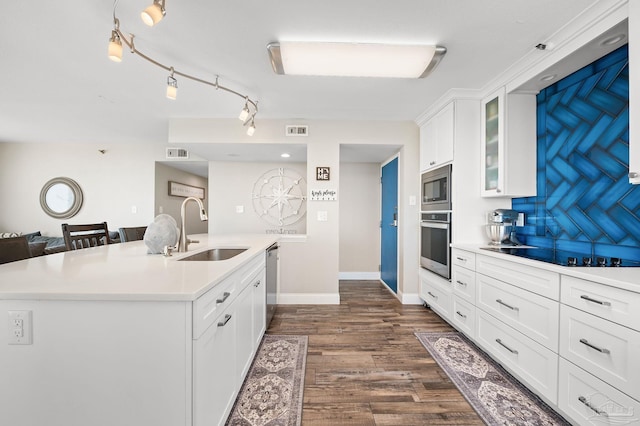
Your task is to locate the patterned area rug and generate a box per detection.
[415,332,570,426]
[226,335,307,426]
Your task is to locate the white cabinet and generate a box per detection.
[192,252,267,426]
[420,101,454,171]
[419,268,452,322]
[480,87,536,197]
[630,0,640,184]
[193,303,238,426]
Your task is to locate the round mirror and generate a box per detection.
[40,177,83,219]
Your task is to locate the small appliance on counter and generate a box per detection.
[485,209,522,245]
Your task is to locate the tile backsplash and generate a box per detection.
[513,45,640,262]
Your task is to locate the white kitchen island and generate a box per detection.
[0,234,277,426]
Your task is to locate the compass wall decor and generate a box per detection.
[252,168,307,227]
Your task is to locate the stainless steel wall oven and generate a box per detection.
[420,212,451,279]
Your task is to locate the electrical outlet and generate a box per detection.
[8,310,32,345]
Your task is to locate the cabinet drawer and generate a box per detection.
[559,305,640,400]
[476,310,558,404]
[452,296,475,339]
[193,274,239,339]
[452,266,475,303]
[476,254,559,299]
[239,253,265,290]
[477,273,559,351]
[421,274,452,321]
[561,275,640,332]
[558,358,640,426]
[452,248,475,270]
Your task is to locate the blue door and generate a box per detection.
[380,157,398,293]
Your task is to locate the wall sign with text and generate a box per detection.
[316,167,330,181]
[310,189,337,201]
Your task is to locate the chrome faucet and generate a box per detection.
[178,196,208,252]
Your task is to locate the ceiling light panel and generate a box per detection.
[268,42,446,79]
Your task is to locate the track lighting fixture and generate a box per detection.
[166,67,177,100]
[108,19,122,62]
[238,98,250,121]
[107,0,259,134]
[246,119,256,136]
[141,0,166,27]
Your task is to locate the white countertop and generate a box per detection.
[0,234,278,302]
[452,244,640,292]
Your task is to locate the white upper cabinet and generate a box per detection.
[630,1,640,184]
[420,101,454,172]
[480,87,537,197]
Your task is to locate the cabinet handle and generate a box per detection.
[456,311,467,319]
[579,338,610,354]
[217,314,232,327]
[629,172,639,179]
[254,279,261,288]
[580,295,611,306]
[495,338,518,354]
[427,291,438,299]
[456,257,467,262]
[216,292,231,304]
[496,188,502,193]
[496,299,519,311]
[430,161,436,165]
[578,396,608,416]
[456,280,467,287]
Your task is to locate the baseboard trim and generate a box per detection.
[401,292,423,305]
[338,272,380,280]
[278,293,340,305]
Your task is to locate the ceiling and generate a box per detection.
[0,0,616,167]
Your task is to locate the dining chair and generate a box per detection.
[61,222,111,251]
[0,235,32,264]
[118,226,147,242]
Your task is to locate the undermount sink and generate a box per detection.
[178,248,248,262]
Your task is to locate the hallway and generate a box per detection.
[267,280,484,425]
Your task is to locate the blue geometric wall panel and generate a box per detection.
[513,45,640,261]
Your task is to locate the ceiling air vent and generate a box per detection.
[166,148,189,159]
[285,125,308,136]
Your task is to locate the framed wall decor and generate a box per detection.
[39,177,84,219]
[168,181,205,199]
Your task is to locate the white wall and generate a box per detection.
[169,118,420,304]
[154,162,209,235]
[339,162,380,277]
[0,142,161,237]
[208,162,307,235]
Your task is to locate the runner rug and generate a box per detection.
[415,331,570,425]
[226,335,307,426]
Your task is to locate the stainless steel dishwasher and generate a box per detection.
[266,243,278,326]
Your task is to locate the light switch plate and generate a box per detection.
[317,211,328,222]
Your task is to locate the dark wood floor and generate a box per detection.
[266,280,484,425]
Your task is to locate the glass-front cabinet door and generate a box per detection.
[481,87,505,195]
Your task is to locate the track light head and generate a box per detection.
[108,30,123,62]
[238,99,250,122]
[141,0,166,27]
[246,119,256,136]
[166,68,177,100]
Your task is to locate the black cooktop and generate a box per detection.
[480,246,640,267]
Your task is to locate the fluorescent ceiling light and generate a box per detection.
[267,42,446,78]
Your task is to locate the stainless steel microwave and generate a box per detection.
[421,164,452,211]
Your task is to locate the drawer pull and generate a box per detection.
[580,295,611,306]
[217,314,232,327]
[427,291,438,299]
[496,299,519,311]
[254,279,261,288]
[216,292,231,304]
[456,257,467,262]
[495,338,518,355]
[456,280,467,287]
[579,338,610,354]
[456,311,467,319]
[578,396,608,416]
